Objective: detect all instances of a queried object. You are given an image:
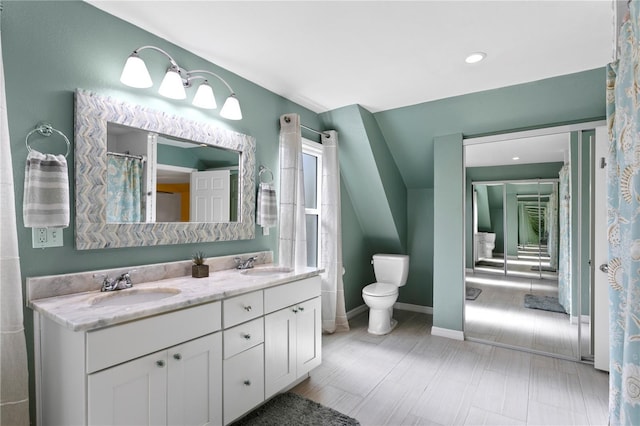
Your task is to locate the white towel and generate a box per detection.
[257,182,277,228]
[23,150,69,228]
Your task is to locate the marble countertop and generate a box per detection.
[29,265,322,332]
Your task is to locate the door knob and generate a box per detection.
[599,263,609,273]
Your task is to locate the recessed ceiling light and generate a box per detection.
[512,156,520,161]
[465,52,487,64]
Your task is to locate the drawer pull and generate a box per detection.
[156,360,165,368]
[243,305,252,312]
[243,380,251,386]
[173,353,182,360]
[243,333,251,340]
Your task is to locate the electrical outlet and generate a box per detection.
[32,228,63,248]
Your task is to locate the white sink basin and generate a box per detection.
[90,288,181,307]
[240,267,293,276]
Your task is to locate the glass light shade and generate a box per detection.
[220,94,242,120]
[192,82,217,109]
[120,54,152,88]
[158,68,187,100]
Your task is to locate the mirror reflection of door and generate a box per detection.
[106,122,240,224]
[464,127,600,361]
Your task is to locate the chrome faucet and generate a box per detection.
[234,256,257,270]
[97,271,134,292]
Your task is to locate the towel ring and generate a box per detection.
[259,165,274,183]
[25,122,71,158]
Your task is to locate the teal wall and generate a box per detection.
[433,134,464,332]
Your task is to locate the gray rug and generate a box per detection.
[466,287,482,300]
[524,294,567,314]
[530,266,557,272]
[232,392,360,426]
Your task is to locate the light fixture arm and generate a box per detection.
[133,45,180,69]
[187,69,235,94]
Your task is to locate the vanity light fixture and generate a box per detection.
[120,45,243,120]
[465,52,487,64]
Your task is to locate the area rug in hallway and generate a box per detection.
[466,286,482,300]
[232,392,360,426]
[524,294,567,314]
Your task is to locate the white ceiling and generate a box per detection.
[87,0,614,114]
[465,132,570,167]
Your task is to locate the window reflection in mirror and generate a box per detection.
[106,123,240,224]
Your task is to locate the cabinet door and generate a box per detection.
[264,307,296,399]
[223,344,264,424]
[168,333,222,426]
[296,297,322,377]
[88,351,167,426]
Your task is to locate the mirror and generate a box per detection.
[75,89,256,250]
[107,123,241,223]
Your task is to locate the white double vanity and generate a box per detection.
[28,252,322,425]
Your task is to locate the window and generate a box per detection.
[302,139,322,267]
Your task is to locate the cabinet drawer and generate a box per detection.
[264,276,321,313]
[87,301,221,373]
[223,291,263,328]
[223,344,264,424]
[224,317,264,359]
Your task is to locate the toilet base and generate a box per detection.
[367,308,398,335]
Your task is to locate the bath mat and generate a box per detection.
[524,294,567,314]
[530,266,557,272]
[232,392,360,425]
[466,287,482,301]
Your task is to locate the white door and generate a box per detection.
[190,170,230,222]
[264,308,296,399]
[593,126,609,371]
[295,297,322,377]
[167,333,222,426]
[88,351,167,426]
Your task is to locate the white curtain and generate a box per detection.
[278,114,307,268]
[320,131,349,333]
[0,26,31,425]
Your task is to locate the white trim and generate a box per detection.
[394,302,433,315]
[347,304,368,320]
[570,314,591,325]
[463,120,606,146]
[431,326,465,341]
[156,163,197,174]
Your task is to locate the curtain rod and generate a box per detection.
[301,124,330,138]
[107,151,145,161]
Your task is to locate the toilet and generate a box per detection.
[362,254,410,335]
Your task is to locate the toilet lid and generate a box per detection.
[363,283,398,297]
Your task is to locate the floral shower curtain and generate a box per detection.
[0,21,30,424]
[106,154,143,223]
[320,131,349,333]
[606,2,640,423]
[557,164,571,315]
[278,114,307,268]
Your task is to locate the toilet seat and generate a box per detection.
[363,283,398,297]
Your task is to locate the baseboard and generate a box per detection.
[431,326,464,341]
[394,302,433,315]
[346,304,368,319]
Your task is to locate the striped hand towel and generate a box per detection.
[23,150,69,228]
[257,182,277,228]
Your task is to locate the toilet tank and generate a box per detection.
[372,254,410,287]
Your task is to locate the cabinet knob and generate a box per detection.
[244,305,252,312]
[292,308,298,313]
[156,360,165,368]
[298,306,305,311]
[243,380,251,386]
[173,353,182,360]
[243,333,251,340]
